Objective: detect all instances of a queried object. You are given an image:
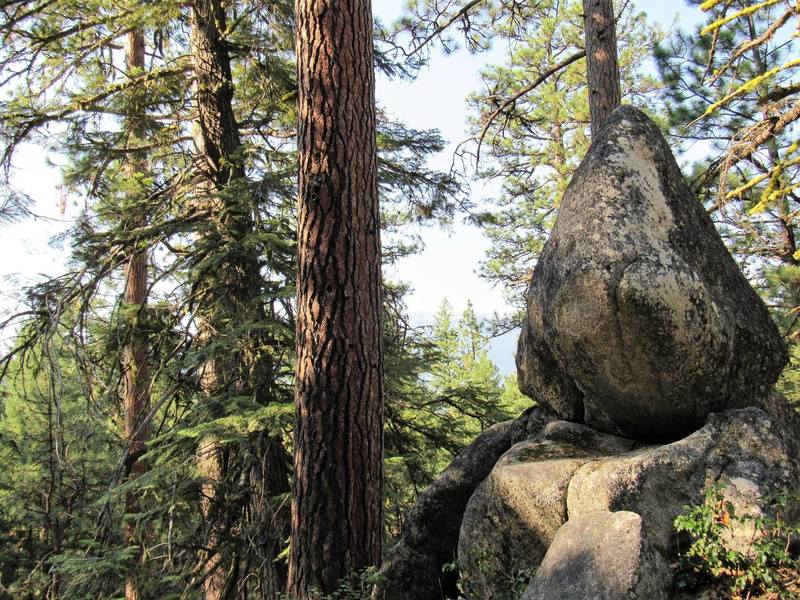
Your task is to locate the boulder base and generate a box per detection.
[457,406,800,600]
[457,422,638,599]
[374,408,555,600]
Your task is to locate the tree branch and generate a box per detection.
[406,0,486,56]
[475,49,586,165]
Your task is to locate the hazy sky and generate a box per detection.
[374,0,703,322]
[0,1,704,352]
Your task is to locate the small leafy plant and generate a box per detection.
[673,484,800,598]
[454,550,532,600]
[280,567,383,600]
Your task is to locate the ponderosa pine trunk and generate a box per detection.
[582,0,621,138]
[189,0,289,597]
[122,26,151,600]
[289,0,384,596]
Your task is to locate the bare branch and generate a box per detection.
[475,49,586,165]
[406,0,486,57]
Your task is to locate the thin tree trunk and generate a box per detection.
[45,381,64,600]
[249,432,291,597]
[190,0,243,188]
[583,0,621,138]
[289,0,384,596]
[189,3,244,598]
[189,0,289,597]
[122,26,151,600]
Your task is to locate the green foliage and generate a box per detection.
[428,298,511,443]
[385,0,663,314]
[461,0,662,311]
[0,1,487,597]
[382,294,516,540]
[674,485,800,598]
[656,0,800,403]
[456,548,531,600]
[500,372,529,416]
[278,568,383,600]
[0,321,122,598]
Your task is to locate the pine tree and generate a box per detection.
[0,2,299,596]
[0,0,468,597]
[467,0,660,310]
[427,298,508,452]
[656,0,800,400]
[0,316,120,599]
[582,0,621,138]
[429,298,460,392]
[120,23,152,600]
[381,291,515,542]
[186,0,292,596]
[386,1,659,312]
[458,301,503,404]
[384,1,657,311]
[290,0,384,594]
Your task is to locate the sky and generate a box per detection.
[374,0,703,322]
[0,0,705,366]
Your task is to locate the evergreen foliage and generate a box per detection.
[656,0,800,401]
[0,0,795,598]
[383,0,662,315]
[674,485,800,598]
[464,0,661,313]
[383,296,520,540]
[0,1,504,596]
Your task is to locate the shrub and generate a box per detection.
[280,568,383,600]
[673,484,800,598]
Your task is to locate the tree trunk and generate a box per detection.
[190,0,243,187]
[189,1,289,597]
[190,3,245,598]
[582,0,621,139]
[289,0,384,596]
[122,27,151,600]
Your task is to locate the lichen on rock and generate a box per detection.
[516,105,786,441]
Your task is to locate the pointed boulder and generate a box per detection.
[517,106,786,441]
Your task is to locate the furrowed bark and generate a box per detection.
[583,0,621,138]
[190,1,246,597]
[189,0,289,597]
[190,0,243,188]
[122,26,151,600]
[289,0,384,596]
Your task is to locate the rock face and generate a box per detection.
[517,106,786,440]
[457,407,800,600]
[374,407,556,600]
[567,407,800,554]
[391,107,799,600]
[522,511,671,600]
[457,421,639,599]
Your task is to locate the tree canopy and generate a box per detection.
[0,0,797,598]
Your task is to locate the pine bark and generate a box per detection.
[122,27,151,600]
[190,0,243,187]
[582,0,621,139]
[289,0,384,596]
[189,0,289,598]
[190,2,245,598]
